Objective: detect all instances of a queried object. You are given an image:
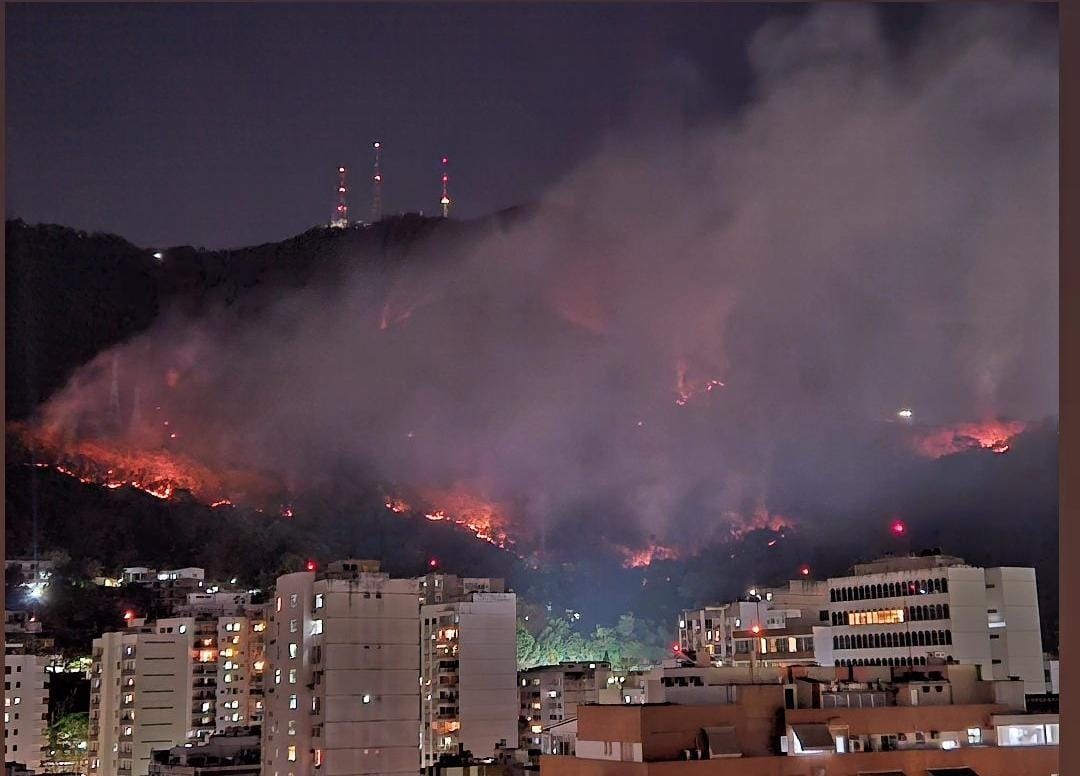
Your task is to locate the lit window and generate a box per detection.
[289,643,299,659]
[289,694,298,710]
[289,594,299,608]
[313,620,323,635]
[287,746,297,762]
[288,720,297,736]
[288,669,297,684]
[967,728,982,744]
[179,625,188,634]
[289,620,298,634]
[362,694,371,704]
[315,594,324,609]
[274,669,282,685]
[276,598,282,612]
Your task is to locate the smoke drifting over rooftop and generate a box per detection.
[31,6,1057,562]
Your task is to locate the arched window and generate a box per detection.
[931,631,939,645]
[916,631,925,646]
[833,636,839,650]
[943,604,950,619]
[876,584,884,599]
[936,604,945,620]
[903,632,911,647]
[944,630,952,645]
[830,589,837,602]
[941,578,948,593]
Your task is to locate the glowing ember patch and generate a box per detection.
[210,499,234,509]
[674,360,725,406]
[619,544,680,568]
[911,419,1027,458]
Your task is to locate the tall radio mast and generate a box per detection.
[372,141,383,222]
[331,166,348,228]
[440,156,451,218]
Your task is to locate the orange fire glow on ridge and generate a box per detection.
[383,486,514,550]
[12,422,285,508]
[911,419,1028,459]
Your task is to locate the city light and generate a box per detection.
[891,519,907,535]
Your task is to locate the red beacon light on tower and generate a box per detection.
[800,565,811,577]
[306,560,317,572]
[429,558,439,570]
[891,519,907,536]
[123,610,135,622]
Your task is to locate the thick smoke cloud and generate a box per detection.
[37,6,1057,557]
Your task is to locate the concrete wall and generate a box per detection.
[984,567,1045,693]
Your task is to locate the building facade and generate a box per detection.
[816,554,1045,693]
[518,662,611,751]
[261,561,421,776]
[678,581,829,668]
[89,627,193,776]
[420,575,518,768]
[3,652,50,772]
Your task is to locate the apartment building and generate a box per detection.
[3,651,50,772]
[88,605,269,776]
[816,553,1046,693]
[261,560,421,776]
[678,580,829,667]
[420,574,517,769]
[519,662,611,751]
[89,626,192,776]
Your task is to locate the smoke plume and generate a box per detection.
[31,5,1058,561]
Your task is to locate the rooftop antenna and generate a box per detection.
[332,166,348,228]
[440,156,451,218]
[372,141,383,222]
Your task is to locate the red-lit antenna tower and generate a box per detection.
[372,141,383,222]
[331,166,348,228]
[440,156,451,218]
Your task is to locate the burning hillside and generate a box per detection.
[911,420,1028,459]
[11,422,288,506]
[383,485,517,550]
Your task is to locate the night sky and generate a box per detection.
[6,3,938,250]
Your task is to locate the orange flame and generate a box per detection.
[383,486,515,550]
[912,419,1027,459]
[674,359,724,406]
[618,544,680,568]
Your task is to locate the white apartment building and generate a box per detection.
[814,553,1046,693]
[89,627,192,776]
[420,575,517,768]
[89,608,269,776]
[261,560,420,776]
[518,662,611,751]
[3,652,50,771]
[678,580,829,667]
